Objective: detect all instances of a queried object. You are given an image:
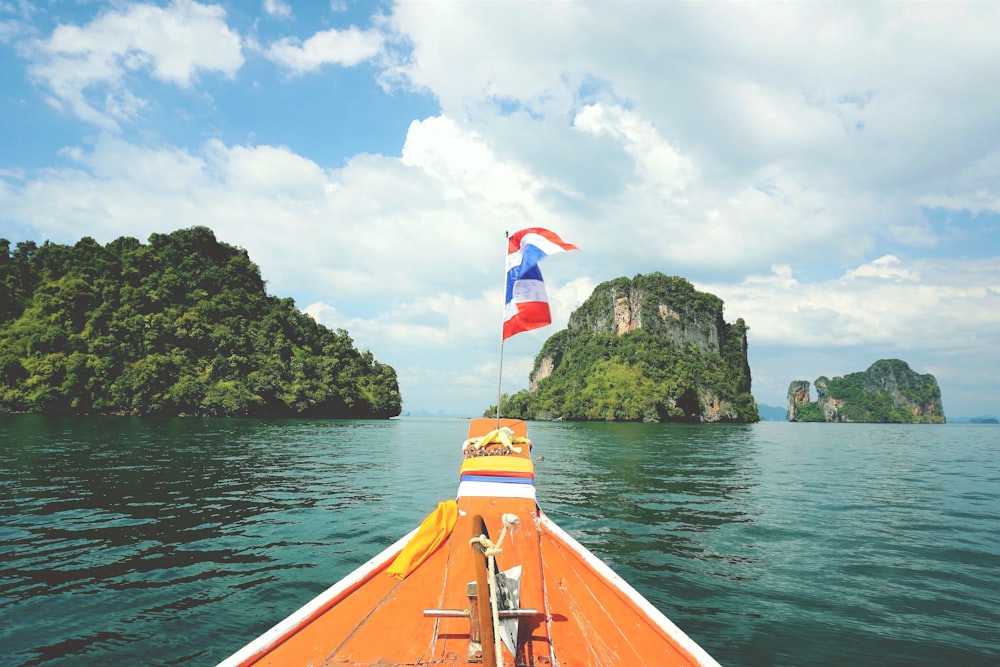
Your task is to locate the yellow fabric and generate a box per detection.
[460,456,535,476]
[463,427,531,454]
[385,499,458,580]
[464,428,509,450]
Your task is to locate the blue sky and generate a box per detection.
[2,0,999,417]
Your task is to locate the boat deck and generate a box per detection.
[223,419,717,667]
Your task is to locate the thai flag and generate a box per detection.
[503,228,578,340]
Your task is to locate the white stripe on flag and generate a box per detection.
[510,278,547,304]
[516,232,573,255]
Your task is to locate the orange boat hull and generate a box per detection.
[219,419,719,667]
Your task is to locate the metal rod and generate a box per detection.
[423,609,468,618]
[424,609,539,618]
[496,231,509,428]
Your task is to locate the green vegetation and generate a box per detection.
[488,273,759,423]
[0,227,401,418]
[790,400,826,422]
[788,359,944,423]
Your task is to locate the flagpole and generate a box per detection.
[496,231,509,428]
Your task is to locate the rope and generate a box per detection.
[469,530,504,667]
[463,427,532,458]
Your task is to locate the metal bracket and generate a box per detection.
[423,582,538,663]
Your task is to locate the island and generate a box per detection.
[787,359,944,423]
[491,272,759,423]
[0,227,401,418]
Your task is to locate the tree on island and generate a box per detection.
[787,359,944,423]
[0,227,401,418]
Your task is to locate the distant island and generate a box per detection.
[0,227,401,418]
[490,273,759,423]
[787,359,944,423]
[757,404,790,421]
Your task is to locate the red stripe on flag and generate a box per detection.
[502,301,552,340]
[507,227,579,254]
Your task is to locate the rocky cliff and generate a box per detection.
[787,359,945,423]
[495,273,758,423]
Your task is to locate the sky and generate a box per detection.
[1,1,999,418]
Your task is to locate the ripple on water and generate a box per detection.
[1,417,998,666]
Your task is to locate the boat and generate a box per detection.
[218,417,721,667]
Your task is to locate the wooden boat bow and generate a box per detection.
[218,418,720,666]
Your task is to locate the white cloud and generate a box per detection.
[701,257,1000,351]
[917,149,1000,216]
[1,18,24,43]
[387,2,1000,223]
[262,0,292,20]
[400,115,570,221]
[380,1,1000,318]
[25,0,243,129]
[203,140,329,199]
[265,25,383,73]
[573,103,695,198]
[842,255,919,282]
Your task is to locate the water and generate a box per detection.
[1,416,997,666]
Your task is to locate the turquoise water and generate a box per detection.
[1,416,997,666]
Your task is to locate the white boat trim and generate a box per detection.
[538,512,721,667]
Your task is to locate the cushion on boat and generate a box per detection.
[459,455,535,479]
